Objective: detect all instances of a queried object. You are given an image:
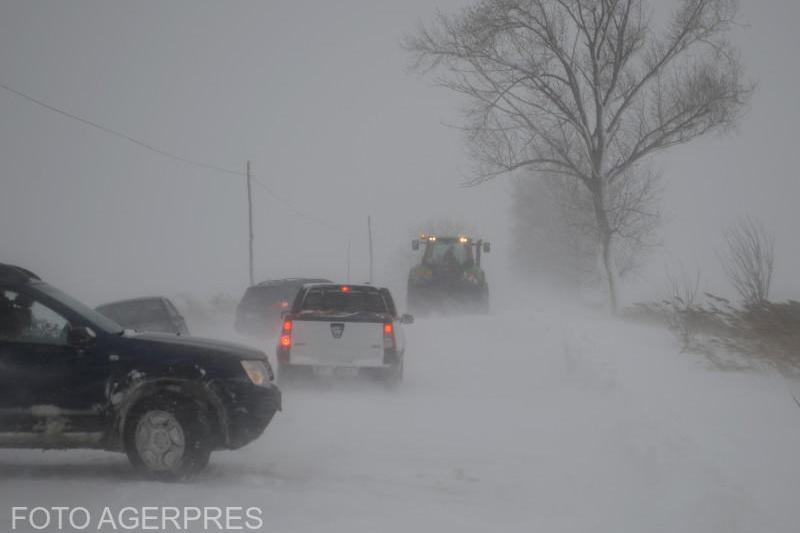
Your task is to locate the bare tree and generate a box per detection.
[405,0,751,310]
[511,172,598,286]
[721,216,774,305]
[663,264,703,350]
[513,162,660,286]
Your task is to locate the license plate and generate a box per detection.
[335,367,359,377]
[312,366,358,377]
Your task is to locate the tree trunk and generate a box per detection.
[590,178,618,312]
[601,234,618,312]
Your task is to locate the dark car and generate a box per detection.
[0,264,281,479]
[96,296,190,335]
[235,278,331,337]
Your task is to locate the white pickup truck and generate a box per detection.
[276,284,413,384]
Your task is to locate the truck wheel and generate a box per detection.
[478,288,490,314]
[382,361,404,387]
[278,363,296,385]
[407,287,427,317]
[125,397,212,481]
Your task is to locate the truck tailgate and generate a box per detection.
[290,319,385,367]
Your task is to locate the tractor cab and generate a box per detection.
[408,234,491,314]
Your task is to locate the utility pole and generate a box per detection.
[367,215,374,284]
[246,160,254,286]
[347,238,352,283]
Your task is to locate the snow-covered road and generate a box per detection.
[1,301,799,532]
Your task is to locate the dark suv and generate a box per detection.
[235,278,331,337]
[0,264,281,479]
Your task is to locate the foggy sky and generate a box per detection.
[0,0,797,306]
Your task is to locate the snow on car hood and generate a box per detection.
[125,331,267,361]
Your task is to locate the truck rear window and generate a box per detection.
[300,288,388,314]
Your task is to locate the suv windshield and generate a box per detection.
[300,288,388,314]
[33,282,123,334]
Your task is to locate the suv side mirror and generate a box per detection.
[400,313,414,325]
[68,326,96,348]
[412,240,420,251]
[483,242,491,253]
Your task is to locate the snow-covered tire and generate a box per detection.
[478,290,490,314]
[124,396,212,481]
[407,287,429,317]
[381,361,404,388]
[278,363,297,385]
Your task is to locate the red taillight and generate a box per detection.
[341,286,350,293]
[383,322,395,351]
[278,319,292,364]
[279,319,292,348]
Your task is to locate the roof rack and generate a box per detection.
[303,282,380,290]
[0,264,41,283]
[256,278,331,287]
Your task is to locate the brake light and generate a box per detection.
[383,322,395,350]
[341,286,350,293]
[277,318,292,364]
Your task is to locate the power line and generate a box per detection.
[250,176,347,234]
[0,80,350,235]
[0,81,244,177]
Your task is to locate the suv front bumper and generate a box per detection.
[222,381,282,450]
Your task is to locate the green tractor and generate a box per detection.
[407,234,491,315]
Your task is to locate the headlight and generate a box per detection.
[241,360,272,386]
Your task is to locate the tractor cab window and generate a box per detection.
[423,241,475,268]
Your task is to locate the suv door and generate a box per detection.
[0,288,108,446]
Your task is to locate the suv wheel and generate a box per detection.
[125,397,212,480]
